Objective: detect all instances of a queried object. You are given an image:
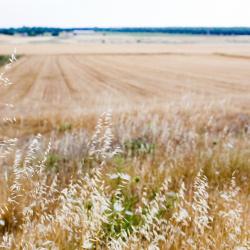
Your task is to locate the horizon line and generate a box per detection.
[1,26,250,29]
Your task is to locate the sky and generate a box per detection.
[1,0,250,28]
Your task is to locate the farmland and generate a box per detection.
[1,41,250,120]
[0,35,249,249]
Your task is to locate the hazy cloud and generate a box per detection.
[1,0,250,27]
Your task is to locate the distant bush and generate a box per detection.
[0,55,10,67]
[0,55,22,67]
[57,122,72,133]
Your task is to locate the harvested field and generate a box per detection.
[0,38,250,138]
[1,51,250,118]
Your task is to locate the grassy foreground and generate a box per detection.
[0,99,249,249]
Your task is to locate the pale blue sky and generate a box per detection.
[1,0,250,28]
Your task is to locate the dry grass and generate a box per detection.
[0,100,249,249]
[0,42,249,249]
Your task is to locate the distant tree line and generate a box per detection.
[1,27,250,36]
[0,27,75,36]
[96,27,250,35]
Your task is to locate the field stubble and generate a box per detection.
[0,50,250,136]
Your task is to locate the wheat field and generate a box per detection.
[0,36,249,249]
